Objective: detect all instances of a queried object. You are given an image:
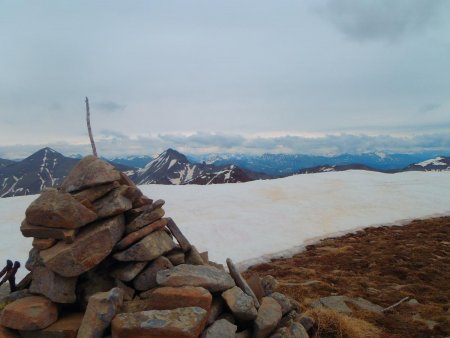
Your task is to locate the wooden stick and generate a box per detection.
[166,218,191,252]
[85,97,98,157]
[227,258,260,308]
[382,296,409,312]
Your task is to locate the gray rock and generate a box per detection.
[21,220,76,243]
[221,286,257,322]
[157,264,235,293]
[113,230,175,262]
[270,292,292,315]
[25,189,97,229]
[77,268,116,309]
[207,297,225,325]
[111,307,208,338]
[93,186,134,219]
[29,266,77,303]
[61,155,121,193]
[254,297,282,338]
[73,181,120,203]
[40,215,125,277]
[133,256,173,291]
[261,275,279,296]
[201,319,237,338]
[25,247,44,272]
[166,248,185,265]
[270,322,309,338]
[235,330,251,338]
[109,261,147,282]
[310,296,352,315]
[77,287,124,338]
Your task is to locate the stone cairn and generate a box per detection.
[0,156,314,338]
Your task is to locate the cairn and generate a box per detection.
[0,156,313,338]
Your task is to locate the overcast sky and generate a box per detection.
[1,0,449,158]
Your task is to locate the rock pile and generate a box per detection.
[0,156,313,338]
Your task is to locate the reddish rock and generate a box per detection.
[61,156,121,193]
[133,257,173,291]
[123,286,211,313]
[0,325,19,338]
[93,186,134,219]
[246,274,265,302]
[156,264,235,293]
[73,181,119,203]
[166,248,185,266]
[29,267,77,303]
[0,296,58,331]
[253,297,282,338]
[185,246,205,265]
[32,238,56,250]
[221,286,257,322]
[113,230,175,262]
[125,208,165,234]
[25,190,97,229]
[111,307,208,338]
[19,312,83,338]
[77,288,124,338]
[40,215,125,277]
[21,221,76,244]
[115,218,169,251]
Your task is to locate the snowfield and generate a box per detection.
[1,170,450,280]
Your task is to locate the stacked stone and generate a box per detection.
[0,156,313,338]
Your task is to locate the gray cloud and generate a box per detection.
[1,132,449,159]
[93,101,126,113]
[316,0,448,42]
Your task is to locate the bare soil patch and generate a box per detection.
[244,216,450,337]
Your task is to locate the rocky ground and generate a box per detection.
[244,216,450,338]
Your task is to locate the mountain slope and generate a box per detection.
[0,148,79,197]
[109,155,152,168]
[0,158,15,169]
[405,157,450,171]
[133,149,263,185]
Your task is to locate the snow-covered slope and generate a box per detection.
[2,170,450,280]
[406,157,450,171]
[109,155,152,168]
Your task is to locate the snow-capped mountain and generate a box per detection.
[296,163,388,175]
[109,155,152,168]
[197,152,450,176]
[0,148,80,197]
[133,149,263,185]
[405,157,450,171]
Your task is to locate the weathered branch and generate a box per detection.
[382,296,409,312]
[85,97,98,157]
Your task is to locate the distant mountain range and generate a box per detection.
[0,148,448,197]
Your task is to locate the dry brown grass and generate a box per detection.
[306,308,382,338]
[244,216,450,337]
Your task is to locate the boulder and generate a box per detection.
[0,296,58,330]
[109,261,147,282]
[310,296,352,315]
[133,257,173,291]
[270,292,292,316]
[25,247,44,272]
[25,190,97,229]
[111,307,208,338]
[166,248,185,266]
[21,221,76,243]
[77,268,116,309]
[113,230,175,262]
[19,312,83,338]
[201,319,237,338]
[156,264,235,293]
[0,325,18,338]
[115,218,169,251]
[207,297,225,325]
[29,266,77,303]
[77,287,124,338]
[40,215,125,277]
[123,286,211,313]
[93,186,134,219]
[125,208,165,234]
[185,246,205,265]
[61,156,120,193]
[253,297,282,338]
[270,322,309,338]
[221,286,257,322]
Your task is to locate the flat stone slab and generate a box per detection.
[61,156,121,193]
[29,266,77,303]
[133,257,173,291]
[19,312,83,338]
[32,238,57,250]
[115,218,169,251]
[310,295,382,315]
[113,230,175,262]
[111,307,208,338]
[25,190,97,229]
[110,262,148,282]
[125,208,165,234]
[40,215,125,277]
[73,181,120,203]
[21,220,76,243]
[123,286,212,313]
[93,186,134,219]
[156,264,235,293]
[0,296,58,331]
